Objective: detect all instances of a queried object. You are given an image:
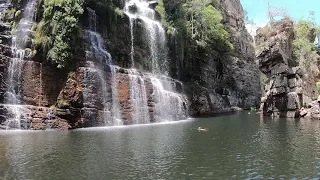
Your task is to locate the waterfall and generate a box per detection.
[4,0,37,129]
[128,70,150,124]
[110,65,122,125]
[150,77,187,121]
[84,8,122,126]
[129,18,135,67]
[86,31,112,65]
[84,61,110,125]
[124,0,188,123]
[84,4,188,126]
[173,28,180,77]
[87,7,97,32]
[124,0,168,74]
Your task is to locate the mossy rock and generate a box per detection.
[57,99,70,109]
[2,8,16,23]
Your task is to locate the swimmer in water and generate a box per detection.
[198,127,209,132]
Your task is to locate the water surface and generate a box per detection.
[1,112,320,179]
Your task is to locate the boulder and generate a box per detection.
[300,108,308,117]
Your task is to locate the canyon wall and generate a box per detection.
[0,0,260,129]
[183,0,260,116]
[256,18,319,118]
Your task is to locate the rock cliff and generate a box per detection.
[0,0,260,129]
[185,0,260,116]
[256,18,317,118]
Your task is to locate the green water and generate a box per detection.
[1,112,320,179]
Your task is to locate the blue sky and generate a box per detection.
[241,0,320,34]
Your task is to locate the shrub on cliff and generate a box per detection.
[201,5,233,49]
[293,19,319,74]
[159,0,233,50]
[35,0,84,68]
[155,0,175,35]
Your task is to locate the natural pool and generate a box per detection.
[1,112,320,179]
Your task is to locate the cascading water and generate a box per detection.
[84,8,121,126]
[173,28,180,77]
[150,77,187,121]
[128,70,150,124]
[124,0,188,122]
[124,0,168,73]
[4,0,38,129]
[110,66,122,125]
[85,3,187,126]
[129,19,135,66]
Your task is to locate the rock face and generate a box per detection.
[185,0,260,116]
[256,18,307,118]
[0,0,259,129]
[0,0,190,130]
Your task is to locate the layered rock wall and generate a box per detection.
[256,18,311,118]
[186,0,260,116]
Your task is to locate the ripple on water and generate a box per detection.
[1,113,320,179]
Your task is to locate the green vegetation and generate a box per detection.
[201,5,233,48]
[158,0,233,50]
[1,8,16,24]
[293,19,319,75]
[11,0,21,9]
[14,10,21,18]
[316,82,320,95]
[114,7,124,17]
[32,49,37,56]
[31,24,37,31]
[35,0,84,68]
[58,99,69,106]
[155,0,175,35]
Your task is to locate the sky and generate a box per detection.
[241,0,320,35]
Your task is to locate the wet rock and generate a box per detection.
[0,104,76,130]
[57,71,84,109]
[0,55,10,103]
[81,67,111,110]
[51,118,71,130]
[284,111,299,118]
[300,108,308,117]
[186,0,260,114]
[0,35,11,45]
[0,24,11,34]
[287,92,299,110]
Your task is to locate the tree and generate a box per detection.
[183,0,232,49]
[308,11,316,25]
[293,19,319,74]
[267,2,288,22]
[35,0,84,68]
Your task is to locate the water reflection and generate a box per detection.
[1,113,320,179]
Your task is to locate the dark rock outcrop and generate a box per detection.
[256,18,308,118]
[185,0,260,116]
